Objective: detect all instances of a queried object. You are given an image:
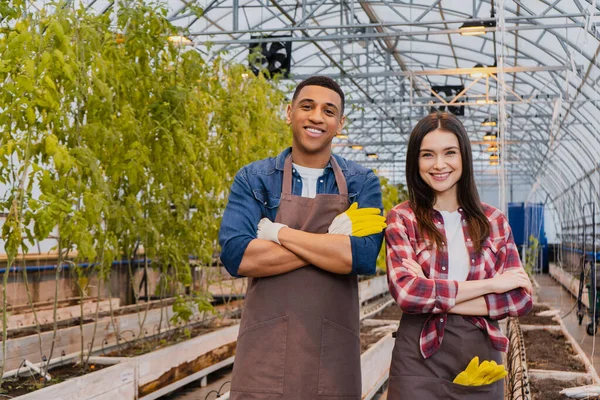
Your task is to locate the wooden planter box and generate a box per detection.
[2,299,207,372]
[549,263,589,308]
[522,303,600,399]
[11,324,239,399]
[13,360,136,400]
[358,275,388,304]
[134,324,239,400]
[360,319,397,400]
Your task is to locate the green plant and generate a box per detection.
[375,176,409,271]
[524,235,540,276]
[1,0,289,388]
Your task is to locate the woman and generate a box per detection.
[385,112,532,399]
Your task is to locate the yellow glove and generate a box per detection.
[453,357,507,386]
[475,360,507,385]
[452,356,480,386]
[327,203,387,237]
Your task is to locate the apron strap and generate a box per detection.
[329,156,348,197]
[282,153,348,197]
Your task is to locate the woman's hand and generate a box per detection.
[491,269,533,295]
[401,258,427,279]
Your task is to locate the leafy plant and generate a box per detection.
[1,0,289,389]
[376,176,409,271]
[524,235,540,276]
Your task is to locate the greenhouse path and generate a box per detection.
[536,274,600,374]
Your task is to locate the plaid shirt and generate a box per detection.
[386,201,532,359]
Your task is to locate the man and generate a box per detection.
[218,76,385,400]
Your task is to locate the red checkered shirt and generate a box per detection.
[386,201,532,359]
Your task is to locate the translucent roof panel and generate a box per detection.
[76,0,600,214]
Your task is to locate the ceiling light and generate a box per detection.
[483,132,497,141]
[487,144,499,152]
[459,19,496,36]
[470,64,487,78]
[351,145,363,150]
[366,153,379,159]
[490,153,499,161]
[482,118,497,127]
[476,99,494,105]
[168,35,193,46]
[489,160,499,166]
[336,134,349,140]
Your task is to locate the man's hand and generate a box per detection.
[257,218,288,244]
[328,203,386,237]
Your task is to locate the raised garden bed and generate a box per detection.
[1,297,211,372]
[519,304,560,326]
[102,319,227,358]
[6,322,239,399]
[549,263,590,308]
[1,362,112,397]
[529,376,585,400]
[524,329,586,372]
[518,302,600,400]
[11,360,136,400]
[132,323,238,400]
[360,319,398,400]
[358,275,388,304]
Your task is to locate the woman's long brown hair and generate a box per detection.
[405,112,489,251]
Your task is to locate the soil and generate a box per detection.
[519,304,559,326]
[103,319,230,357]
[523,330,586,372]
[359,325,391,353]
[372,304,402,321]
[0,362,110,397]
[529,377,592,400]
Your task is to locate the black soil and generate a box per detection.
[0,362,109,397]
[523,330,586,372]
[372,304,402,321]
[519,304,559,326]
[529,378,593,400]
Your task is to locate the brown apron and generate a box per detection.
[230,154,361,400]
[387,313,504,400]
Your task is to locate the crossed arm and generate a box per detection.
[385,210,533,319]
[238,232,352,276]
[219,168,384,278]
[400,258,532,316]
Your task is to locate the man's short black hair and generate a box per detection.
[292,76,345,114]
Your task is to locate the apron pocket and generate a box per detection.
[388,375,502,400]
[317,318,361,397]
[231,315,288,394]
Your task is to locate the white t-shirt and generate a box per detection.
[293,163,325,199]
[440,210,470,281]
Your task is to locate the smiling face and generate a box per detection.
[287,85,345,167]
[418,128,463,201]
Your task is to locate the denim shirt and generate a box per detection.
[218,147,384,277]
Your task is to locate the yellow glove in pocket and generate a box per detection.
[453,357,507,386]
[327,203,387,237]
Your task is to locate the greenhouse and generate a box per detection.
[1,0,599,399]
